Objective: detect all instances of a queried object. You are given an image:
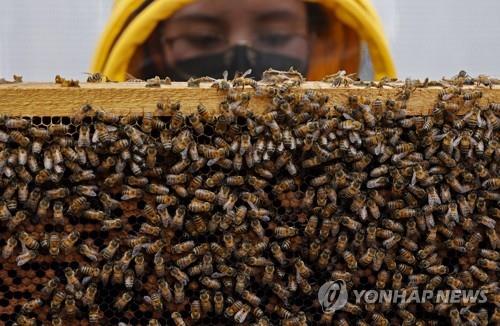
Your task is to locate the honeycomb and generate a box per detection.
[0,73,499,326]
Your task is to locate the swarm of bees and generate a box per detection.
[0,71,499,326]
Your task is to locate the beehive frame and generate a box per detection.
[2,82,500,116]
[0,81,499,326]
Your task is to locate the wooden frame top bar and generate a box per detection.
[1,82,499,116]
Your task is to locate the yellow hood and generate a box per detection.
[91,0,396,81]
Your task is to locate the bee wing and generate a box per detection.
[410,171,417,186]
[132,244,145,258]
[234,308,249,323]
[452,136,462,148]
[434,132,449,141]
[477,111,486,128]
[20,241,28,253]
[65,283,75,294]
[222,70,229,81]
[92,129,100,143]
[143,296,152,304]
[81,276,93,286]
[343,113,354,120]
[210,272,227,279]
[242,69,252,78]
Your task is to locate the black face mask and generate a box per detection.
[162,45,308,81]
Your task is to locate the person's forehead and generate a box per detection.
[171,0,306,21]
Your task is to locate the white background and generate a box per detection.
[1,0,499,81]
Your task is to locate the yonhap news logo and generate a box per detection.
[318,279,488,311]
[318,280,348,312]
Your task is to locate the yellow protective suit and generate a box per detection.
[90,0,396,81]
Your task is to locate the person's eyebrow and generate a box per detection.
[255,10,300,23]
[170,13,223,26]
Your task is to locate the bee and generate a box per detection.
[383,234,401,249]
[271,283,291,303]
[63,267,82,292]
[478,258,499,271]
[114,292,132,310]
[315,248,331,269]
[480,249,500,261]
[157,129,173,152]
[138,222,160,237]
[39,277,60,300]
[95,193,119,213]
[469,265,489,282]
[170,266,190,286]
[6,118,29,129]
[426,264,448,275]
[123,125,144,146]
[173,282,186,303]
[341,215,362,231]
[371,250,385,272]
[47,124,70,138]
[158,278,173,302]
[50,290,66,311]
[79,264,100,278]
[463,90,482,101]
[67,196,89,216]
[98,239,119,261]
[172,130,192,154]
[18,231,39,250]
[333,232,349,254]
[144,292,163,311]
[156,194,178,207]
[250,219,265,238]
[16,314,37,326]
[171,312,187,326]
[81,283,97,306]
[185,114,205,138]
[88,304,102,325]
[359,247,377,266]
[7,210,27,231]
[20,298,43,314]
[465,232,483,251]
[151,253,165,278]
[176,253,197,269]
[274,226,298,238]
[117,267,133,289]
[196,289,212,314]
[46,232,61,256]
[256,264,275,286]
[99,218,122,231]
[234,304,252,323]
[168,241,194,255]
[140,184,168,197]
[0,199,13,222]
[134,253,145,277]
[270,242,287,265]
[201,276,222,289]
[189,299,202,321]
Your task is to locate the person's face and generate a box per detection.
[160,0,310,68]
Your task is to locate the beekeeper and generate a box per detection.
[91,0,396,81]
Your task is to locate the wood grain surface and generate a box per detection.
[1,82,499,116]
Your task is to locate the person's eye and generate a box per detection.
[258,34,294,47]
[185,35,225,49]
